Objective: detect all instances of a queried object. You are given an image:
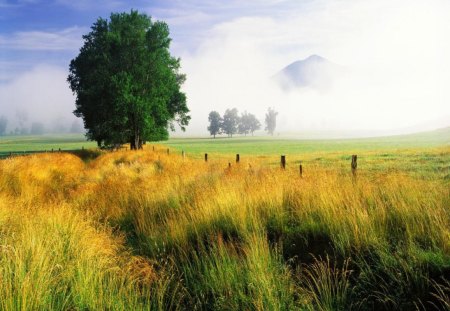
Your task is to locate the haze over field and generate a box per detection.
[0,0,449,137]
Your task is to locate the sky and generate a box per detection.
[0,0,449,136]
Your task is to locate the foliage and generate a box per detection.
[265,107,278,136]
[68,10,190,149]
[221,108,239,137]
[207,111,222,138]
[239,111,260,136]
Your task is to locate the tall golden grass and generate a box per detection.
[0,147,448,310]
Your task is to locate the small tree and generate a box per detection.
[265,107,278,136]
[247,113,260,136]
[238,112,251,136]
[222,108,239,138]
[207,111,222,138]
[0,116,7,136]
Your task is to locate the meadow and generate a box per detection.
[0,131,449,310]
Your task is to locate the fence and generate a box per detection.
[1,146,359,176]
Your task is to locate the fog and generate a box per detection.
[0,0,449,138]
[179,0,450,137]
[0,65,82,134]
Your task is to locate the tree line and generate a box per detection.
[0,115,84,136]
[208,107,278,138]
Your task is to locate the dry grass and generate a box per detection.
[0,146,448,310]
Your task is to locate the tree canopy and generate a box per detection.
[265,107,278,136]
[207,111,222,138]
[239,112,260,136]
[68,10,190,149]
[222,108,239,138]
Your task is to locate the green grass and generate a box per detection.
[160,128,450,157]
[0,134,96,153]
[1,128,448,156]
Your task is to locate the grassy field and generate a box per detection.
[0,134,97,154]
[160,127,450,156]
[0,130,449,310]
[1,127,448,155]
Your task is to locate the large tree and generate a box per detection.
[265,107,278,136]
[222,108,239,138]
[207,111,222,138]
[68,10,190,149]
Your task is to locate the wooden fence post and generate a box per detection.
[228,162,231,169]
[236,154,240,163]
[299,164,303,177]
[351,155,357,175]
[182,150,185,159]
[167,148,170,155]
[205,153,208,162]
[281,155,286,169]
[153,146,155,151]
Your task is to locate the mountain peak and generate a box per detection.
[274,55,339,91]
[305,54,326,62]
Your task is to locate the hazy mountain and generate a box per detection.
[274,54,340,91]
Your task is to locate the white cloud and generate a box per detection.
[179,0,450,135]
[54,0,124,11]
[0,26,85,51]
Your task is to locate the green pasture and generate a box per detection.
[161,128,450,156]
[0,134,97,158]
[1,129,449,170]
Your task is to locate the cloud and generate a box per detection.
[54,0,124,11]
[0,64,78,131]
[178,0,450,135]
[0,26,85,51]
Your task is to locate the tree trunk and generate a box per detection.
[130,128,140,150]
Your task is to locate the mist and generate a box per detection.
[0,64,82,134]
[177,0,450,137]
[1,0,449,138]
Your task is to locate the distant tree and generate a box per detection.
[207,111,222,138]
[70,119,84,133]
[248,113,261,136]
[238,112,251,136]
[16,110,28,128]
[239,112,260,136]
[19,127,28,135]
[0,116,7,136]
[30,122,45,135]
[52,118,68,133]
[68,10,190,149]
[222,108,239,138]
[265,107,278,136]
